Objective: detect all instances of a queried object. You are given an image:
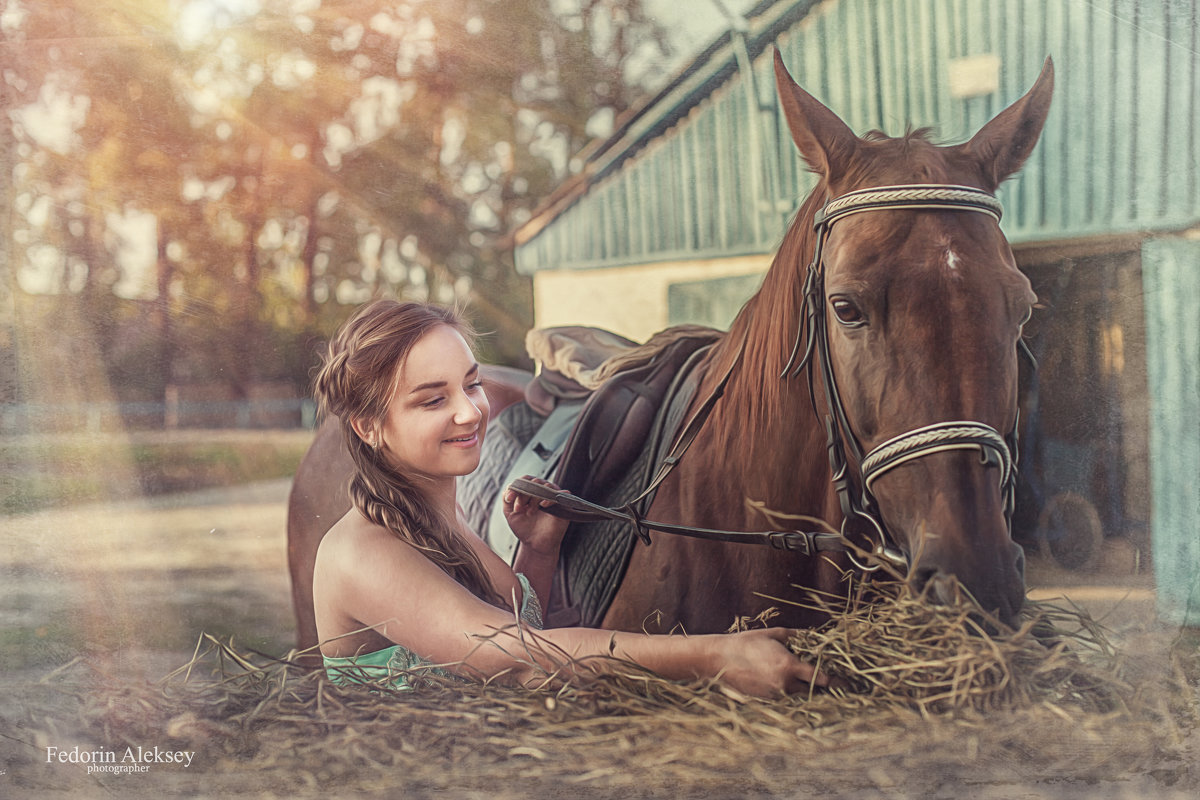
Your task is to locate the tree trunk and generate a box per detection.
[300,186,321,327]
[155,222,175,414]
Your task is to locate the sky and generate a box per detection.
[643,0,758,83]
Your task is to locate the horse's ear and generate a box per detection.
[773,49,859,181]
[959,57,1055,190]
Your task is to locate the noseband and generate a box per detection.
[783,184,1021,572]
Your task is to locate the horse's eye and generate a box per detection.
[830,297,866,327]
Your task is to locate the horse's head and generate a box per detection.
[773,52,1053,626]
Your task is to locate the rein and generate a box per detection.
[508,347,854,559]
[511,184,1020,572]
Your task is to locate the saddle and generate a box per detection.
[460,324,721,626]
[526,326,721,627]
[550,327,720,507]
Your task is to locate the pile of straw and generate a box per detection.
[13,579,1198,797]
[782,579,1127,715]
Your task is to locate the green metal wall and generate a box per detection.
[1141,237,1200,626]
[515,0,1200,274]
[667,273,765,330]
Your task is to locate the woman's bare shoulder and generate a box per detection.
[316,510,403,575]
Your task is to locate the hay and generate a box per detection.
[9,580,1199,798]
[781,579,1129,715]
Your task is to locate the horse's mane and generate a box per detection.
[700,185,828,456]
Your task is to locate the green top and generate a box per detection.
[323,573,543,690]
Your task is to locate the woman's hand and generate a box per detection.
[703,628,829,697]
[502,476,569,557]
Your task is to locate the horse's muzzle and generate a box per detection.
[909,540,1026,629]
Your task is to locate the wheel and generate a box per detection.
[1037,491,1104,571]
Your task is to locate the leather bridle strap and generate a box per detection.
[785,184,1019,569]
[816,184,1003,227]
[507,477,849,556]
[860,421,1014,496]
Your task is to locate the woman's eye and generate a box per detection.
[421,397,445,408]
[831,298,866,327]
[467,380,484,392]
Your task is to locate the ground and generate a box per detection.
[0,449,1195,798]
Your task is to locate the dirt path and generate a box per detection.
[0,479,297,683]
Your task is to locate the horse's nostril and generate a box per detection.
[927,572,963,607]
[910,567,967,608]
[909,565,938,592]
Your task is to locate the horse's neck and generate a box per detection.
[689,210,833,519]
[682,328,829,527]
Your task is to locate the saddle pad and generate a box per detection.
[482,401,582,563]
[552,343,709,628]
[525,326,639,390]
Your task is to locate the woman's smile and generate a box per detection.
[370,324,492,478]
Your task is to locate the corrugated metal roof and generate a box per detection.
[515,0,1200,274]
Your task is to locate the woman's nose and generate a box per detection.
[454,391,483,424]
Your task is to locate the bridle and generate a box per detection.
[781,184,1022,571]
[511,183,1024,574]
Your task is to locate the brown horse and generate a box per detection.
[287,51,1053,651]
[600,53,1052,634]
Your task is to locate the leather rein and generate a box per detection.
[510,184,1022,572]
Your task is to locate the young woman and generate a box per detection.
[311,299,825,697]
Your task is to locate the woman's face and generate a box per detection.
[376,324,490,480]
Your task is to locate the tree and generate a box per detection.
[2,0,671,411]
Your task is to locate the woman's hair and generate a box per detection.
[313,299,503,607]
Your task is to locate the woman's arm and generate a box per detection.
[334,527,824,697]
[502,477,567,609]
[529,624,824,696]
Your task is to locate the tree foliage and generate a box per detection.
[2,0,669,408]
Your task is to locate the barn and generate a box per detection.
[511,0,1200,624]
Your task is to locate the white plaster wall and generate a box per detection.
[530,255,770,343]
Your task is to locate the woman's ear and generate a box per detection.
[349,417,377,449]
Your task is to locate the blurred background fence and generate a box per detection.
[1,383,317,434]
